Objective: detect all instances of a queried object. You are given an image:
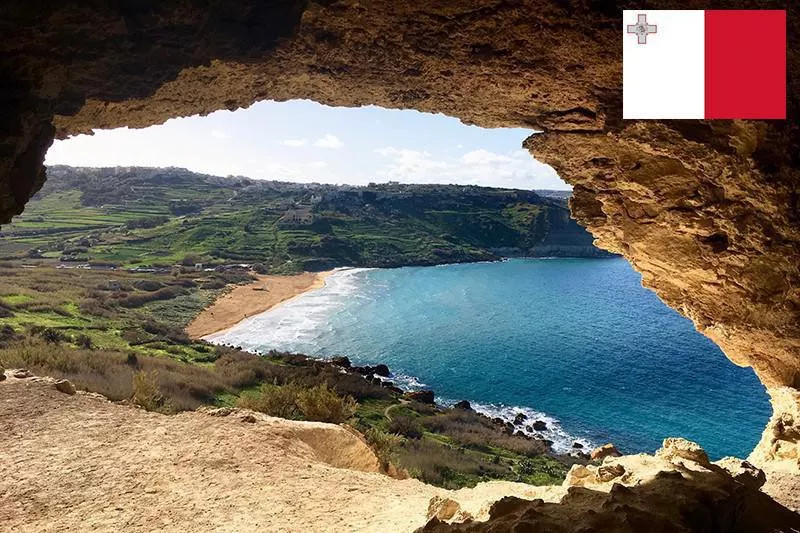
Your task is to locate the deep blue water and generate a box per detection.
[209,258,770,458]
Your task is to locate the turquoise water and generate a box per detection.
[209,258,770,459]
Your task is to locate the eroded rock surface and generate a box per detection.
[420,439,800,532]
[1,0,798,487]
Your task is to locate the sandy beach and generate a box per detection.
[186,270,333,339]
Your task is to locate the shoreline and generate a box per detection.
[186,270,334,339]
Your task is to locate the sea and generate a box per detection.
[207,257,770,459]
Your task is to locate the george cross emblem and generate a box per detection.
[627,14,657,44]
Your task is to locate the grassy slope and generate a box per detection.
[0,262,576,489]
[0,166,609,270]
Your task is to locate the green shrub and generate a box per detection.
[73,333,93,349]
[237,382,357,424]
[132,370,166,412]
[388,415,423,439]
[364,428,403,471]
[237,383,303,419]
[296,383,357,423]
[40,327,68,344]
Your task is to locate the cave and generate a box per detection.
[2,0,798,527]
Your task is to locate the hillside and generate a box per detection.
[0,166,610,271]
[3,375,796,532]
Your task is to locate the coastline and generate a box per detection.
[186,270,334,339]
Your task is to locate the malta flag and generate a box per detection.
[623,10,786,119]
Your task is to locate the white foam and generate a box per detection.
[205,267,372,351]
[439,399,594,455]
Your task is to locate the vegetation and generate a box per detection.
[0,167,592,488]
[0,166,609,272]
[238,382,357,424]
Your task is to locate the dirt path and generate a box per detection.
[384,399,409,421]
[0,376,555,532]
[186,271,332,339]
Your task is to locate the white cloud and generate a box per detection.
[280,138,308,147]
[371,146,564,189]
[307,160,328,169]
[211,129,231,139]
[314,134,344,149]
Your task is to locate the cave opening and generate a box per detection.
[2,0,798,522]
[25,99,771,460]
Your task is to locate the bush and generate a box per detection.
[73,333,93,349]
[395,438,509,489]
[132,279,164,292]
[132,370,166,412]
[296,383,357,424]
[40,327,68,344]
[388,415,424,439]
[117,286,187,308]
[364,428,403,472]
[237,383,303,419]
[237,382,357,424]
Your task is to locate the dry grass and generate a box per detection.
[237,382,357,424]
[396,438,510,489]
[422,409,549,457]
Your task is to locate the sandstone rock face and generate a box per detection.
[2,0,799,476]
[713,457,767,490]
[590,443,621,461]
[421,439,800,532]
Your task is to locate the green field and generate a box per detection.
[0,166,608,271]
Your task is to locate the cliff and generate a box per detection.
[3,374,798,532]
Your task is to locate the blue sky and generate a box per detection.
[46,99,569,190]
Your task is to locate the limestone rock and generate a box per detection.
[596,463,626,482]
[404,390,434,404]
[590,443,621,461]
[714,457,767,490]
[53,379,76,395]
[427,496,461,521]
[12,369,32,379]
[656,438,710,467]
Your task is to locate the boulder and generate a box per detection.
[404,390,434,404]
[572,442,584,449]
[513,412,527,425]
[532,420,547,431]
[713,457,767,489]
[12,369,32,379]
[656,438,710,467]
[330,356,351,368]
[53,379,76,395]
[597,463,626,482]
[565,464,594,487]
[372,364,390,377]
[0,366,5,381]
[453,400,472,410]
[590,443,621,461]
[427,496,461,521]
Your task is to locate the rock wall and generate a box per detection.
[1,0,798,471]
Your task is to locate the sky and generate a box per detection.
[46,99,569,190]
